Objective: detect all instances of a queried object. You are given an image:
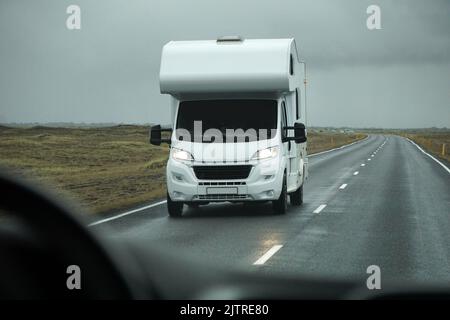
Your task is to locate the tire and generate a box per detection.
[273,174,288,214]
[167,192,183,217]
[290,184,303,206]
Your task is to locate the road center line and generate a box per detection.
[339,183,347,190]
[353,171,359,175]
[313,204,327,214]
[253,245,283,265]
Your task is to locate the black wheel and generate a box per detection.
[290,184,303,206]
[273,174,288,214]
[167,192,183,217]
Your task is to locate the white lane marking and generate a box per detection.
[361,163,365,167]
[313,204,327,214]
[309,135,369,158]
[339,183,348,190]
[253,245,283,265]
[406,138,450,174]
[371,154,375,157]
[353,171,359,175]
[368,158,371,161]
[89,200,167,226]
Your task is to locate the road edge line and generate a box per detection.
[406,138,450,175]
[89,200,167,226]
[308,135,370,158]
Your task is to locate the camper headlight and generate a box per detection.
[252,146,279,160]
[172,148,194,161]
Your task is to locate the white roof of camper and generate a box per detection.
[160,38,299,95]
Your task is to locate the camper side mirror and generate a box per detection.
[282,123,307,144]
[150,125,171,146]
[293,122,307,144]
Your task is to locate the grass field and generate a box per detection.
[0,125,365,215]
[307,130,366,155]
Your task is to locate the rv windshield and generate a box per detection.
[176,99,277,142]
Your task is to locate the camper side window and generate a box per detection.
[296,89,300,120]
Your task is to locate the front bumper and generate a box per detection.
[166,157,284,202]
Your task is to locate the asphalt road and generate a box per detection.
[91,135,450,285]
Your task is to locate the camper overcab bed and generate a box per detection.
[151,37,308,216]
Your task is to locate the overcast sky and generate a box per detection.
[0,0,449,128]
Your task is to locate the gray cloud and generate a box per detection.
[0,0,449,127]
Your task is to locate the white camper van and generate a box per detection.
[150,37,308,217]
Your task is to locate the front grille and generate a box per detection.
[197,194,249,200]
[193,165,252,180]
[199,181,246,186]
